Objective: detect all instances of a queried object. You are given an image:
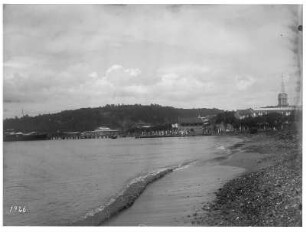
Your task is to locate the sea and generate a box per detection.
[3,136,243,226]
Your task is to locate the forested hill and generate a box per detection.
[3,104,223,133]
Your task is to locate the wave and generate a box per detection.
[216,141,245,155]
[228,142,245,151]
[69,161,195,226]
[69,142,243,226]
[217,145,226,150]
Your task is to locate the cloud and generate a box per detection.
[4,61,27,69]
[106,65,123,75]
[125,68,141,77]
[105,64,142,86]
[149,72,217,105]
[114,85,149,98]
[88,72,98,78]
[235,75,255,91]
[3,5,302,117]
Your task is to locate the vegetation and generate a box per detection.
[3,104,222,133]
[239,112,299,132]
[208,110,300,134]
[4,104,301,135]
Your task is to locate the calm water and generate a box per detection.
[3,136,241,226]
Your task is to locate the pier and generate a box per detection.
[50,132,118,140]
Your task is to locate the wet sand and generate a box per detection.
[105,161,245,226]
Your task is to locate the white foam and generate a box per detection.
[78,166,175,224]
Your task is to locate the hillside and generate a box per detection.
[3,104,223,133]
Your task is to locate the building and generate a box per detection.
[81,126,120,138]
[178,116,204,135]
[278,78,289,107]
[234,108,256,120]
[135,122,152,129]
[235,78,300,119]
[254,78,299,116]
[253,106,296,117]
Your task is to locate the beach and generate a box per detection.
[106,128,302,226]
[196,129,302,226]
[105,163,245,226]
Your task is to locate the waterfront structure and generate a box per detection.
[177,117,204,135]
[82,126,120,138]
[177,115,214,135]
[4,131,48,141]
[50,126,120,140]
[171,123,179,129]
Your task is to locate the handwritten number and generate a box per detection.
[9,205,28,214]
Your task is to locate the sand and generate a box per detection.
[105,161,245,226]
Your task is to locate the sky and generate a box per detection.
[3,4,303,118]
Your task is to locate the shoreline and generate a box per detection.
[71,167,176,226]
[193,129,302,226]
[71,131,302,226]
[104,137,247,226]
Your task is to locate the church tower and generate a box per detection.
[278,76,289,107]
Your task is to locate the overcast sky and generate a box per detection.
[3,4,302,118]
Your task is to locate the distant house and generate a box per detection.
[226,123,235,132]
[203,124,214,135]
[234,108,256,120]
[178,116,204,135]
[215,122,226,134]
[201,115,215,135]
[171,123,179,129]
[136,122,152,129]
[81,126,120,138]
[253,106,299,117]
[235,106,300,119]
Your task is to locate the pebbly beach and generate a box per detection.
[194,128,302,226]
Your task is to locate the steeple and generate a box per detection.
[281,74,285,93]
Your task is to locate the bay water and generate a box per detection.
[3,136,241,226]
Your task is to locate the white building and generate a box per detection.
[235,78,301,119]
